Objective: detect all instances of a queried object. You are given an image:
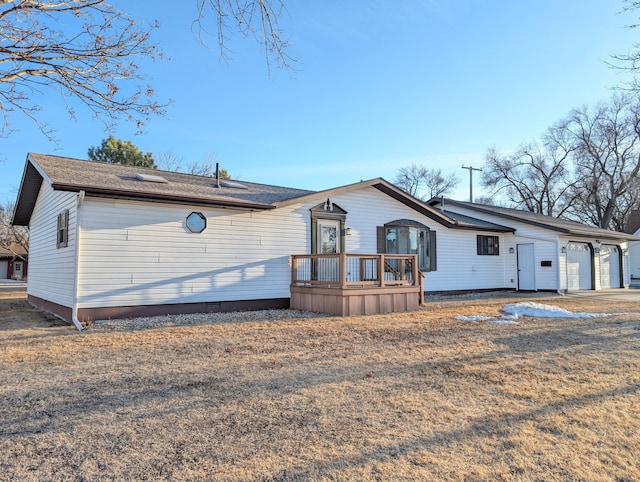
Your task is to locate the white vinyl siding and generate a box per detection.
[334,188,507,292]
[27,184,77,307]
[442,205,561,291]
[442,203,631,291]
[76,187,516,308]
[76,198,308,308]
[630,239,640,280]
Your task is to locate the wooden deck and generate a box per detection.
[290,253,423,316]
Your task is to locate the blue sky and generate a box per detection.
[0,1,636,204]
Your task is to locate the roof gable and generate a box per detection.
[278,178,514,232]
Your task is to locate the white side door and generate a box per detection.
[517,243,536,291]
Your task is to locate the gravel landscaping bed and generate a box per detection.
[92,308,332,330]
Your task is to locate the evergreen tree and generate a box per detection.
[88,136,156,168]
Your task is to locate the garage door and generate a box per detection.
[599,245,621,289]
[567,242,592,290]
[0,260,7,279]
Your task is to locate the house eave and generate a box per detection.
[50,183,277,211]
[11,155,45,226]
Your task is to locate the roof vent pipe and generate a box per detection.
[215,162,220,188]
[440,197,445,212]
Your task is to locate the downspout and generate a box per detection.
[71,191,85,331]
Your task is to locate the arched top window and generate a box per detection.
[377,220,436,272]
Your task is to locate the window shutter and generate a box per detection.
[311,219,317,254]
[376,226,385,253]
[477,235,482,255]
[429,230,437,271]
[64,210,69,247]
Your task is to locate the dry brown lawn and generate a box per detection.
[1,287,640,481]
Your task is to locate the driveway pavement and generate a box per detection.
[563,287,640,303]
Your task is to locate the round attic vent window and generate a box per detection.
[186,212,207,233]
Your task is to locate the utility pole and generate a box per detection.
[461,165,482,202]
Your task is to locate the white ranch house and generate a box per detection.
[11,153,636,330]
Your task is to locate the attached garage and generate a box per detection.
[599,244,621,289]
[567,242,592,290]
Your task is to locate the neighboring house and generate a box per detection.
[11,153,636,329]
[427,198,636,292]
[0,246,28,280]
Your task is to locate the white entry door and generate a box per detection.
[599,245,621,289]
[316,220,340,281]
[318,220,340,254]
[517,243,536,291]
[567,242,592,290]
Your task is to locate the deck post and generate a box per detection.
[378,254,385,287]
[339,253,347,289]
[291,255,297,285]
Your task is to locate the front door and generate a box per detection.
[317,220,340,254]
[517,243,536,291]
[316,220,340,281]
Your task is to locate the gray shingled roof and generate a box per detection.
[13,153,315,224]
[440,209,514,232]
[12,153,523,235]
[430,198,638,241]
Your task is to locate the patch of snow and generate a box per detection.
[454,302,617,326]
[502,302,610,319]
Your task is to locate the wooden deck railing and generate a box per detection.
[291,253,421,290]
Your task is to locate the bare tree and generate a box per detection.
[0,1,294,143]
[156,150,230,178]
[610,1,640,92]
[0,201,28,258]
[481,140,577,216]
[0,1,166,140]
[193,0,296,75]
[394,164,459,200]
[557,94,640,229]
[155,149,185,173]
